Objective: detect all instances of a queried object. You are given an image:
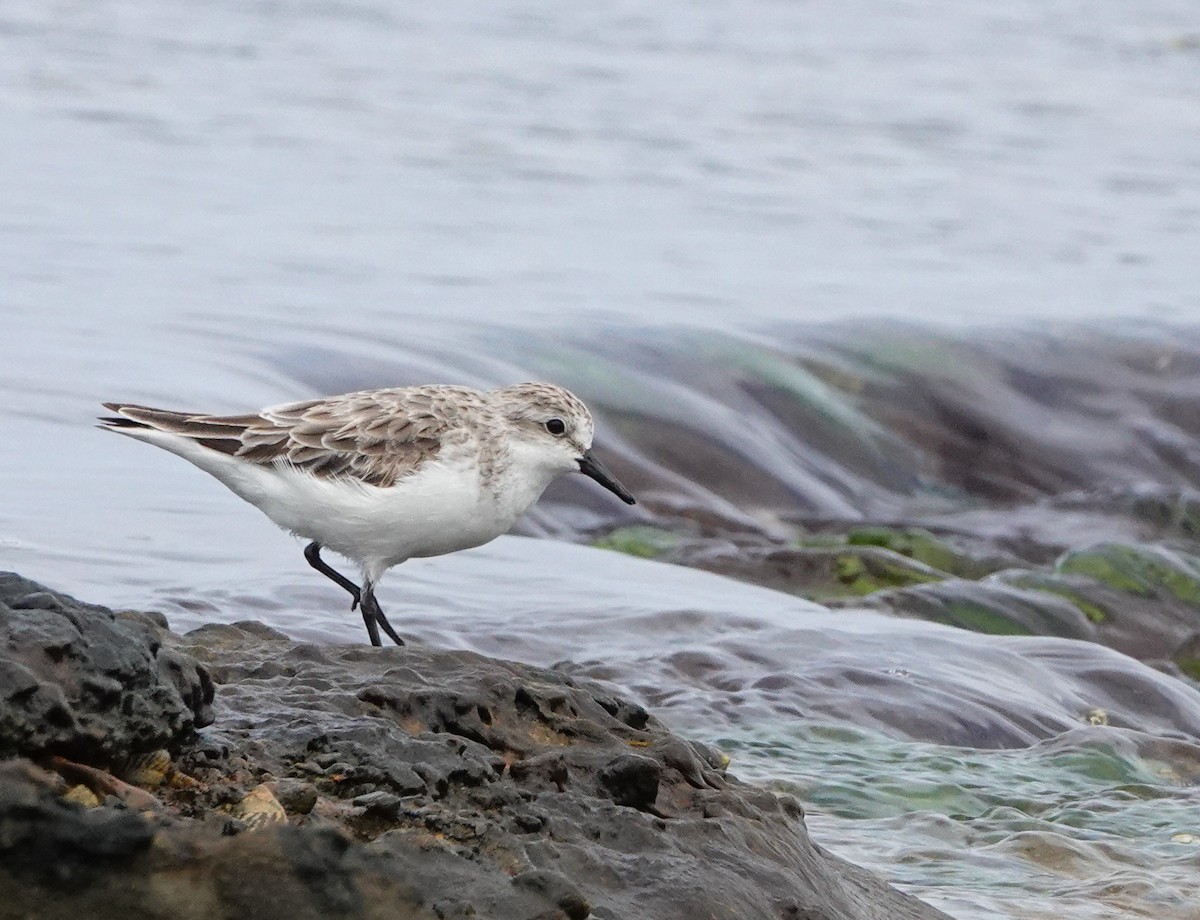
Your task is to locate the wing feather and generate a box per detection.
[100,386,485,487]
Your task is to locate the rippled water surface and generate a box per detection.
[4,2,1200,918]
[739,726,1200,919]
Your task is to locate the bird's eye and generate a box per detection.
[545,418,566,436]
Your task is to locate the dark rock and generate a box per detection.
[511,869,590,920]
[0,577,950,920]
[0,573,214,762]
[509,806,549,833]
[509,751,569,790]
[0,764,437,920]
[353,790,405,818]
[0,759,155,885]
[275,779,319,815]
[596,753,661,809]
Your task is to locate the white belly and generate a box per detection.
[113,427,555,583]
[253,463,517,568]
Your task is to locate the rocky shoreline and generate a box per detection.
[0,572,949,920]
[591,512,1200,679]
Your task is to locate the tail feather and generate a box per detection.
[99,402,254,456]
[97,415,148,429]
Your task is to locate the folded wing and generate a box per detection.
[99,388,458,487]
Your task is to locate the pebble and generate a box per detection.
[62,784,101,808]
[274,779,319,815]
[353,790,405,818]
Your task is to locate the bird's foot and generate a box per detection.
[362,588,405,647]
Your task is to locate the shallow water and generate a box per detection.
[4,2,1200,917]
[742,726,1200,920]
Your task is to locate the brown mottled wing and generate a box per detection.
[102,388,463,487]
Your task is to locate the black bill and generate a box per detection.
[578,449,636,505]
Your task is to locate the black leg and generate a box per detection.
[304,543,405,648]
[304,542,361,609]
[305,542,377,645]
[360,596,382,647]
[362,583,405,647]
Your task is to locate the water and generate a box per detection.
[739,726,1200,920]
[4,2,1200,917]
[4,0,1200,333]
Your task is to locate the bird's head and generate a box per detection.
[493,382,636,504]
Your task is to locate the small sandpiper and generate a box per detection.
[99,382,635,646]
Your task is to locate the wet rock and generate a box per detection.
[625,520,1200,665]
[177,616,949,920]
[1056,542,1200,605]
[992,571,1111,624]
[856,549,1200,662]
[592,524,683,559]
[1174,634,1200,682]
[0,578,949,920]
[856,577,1099,638]
[663,542,946,600]
[993,566,1200,661]
[0,572,214,762]
[843,525,1012,580]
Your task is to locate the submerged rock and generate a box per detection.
[1056,542,1200,606]
[590,518,1200,668]
[0,576,949,920]
[854,543,1200,663]
[857,578,1100,639]
[842,526,1018,580]
[659,541,947,600]
[591,524,683,559]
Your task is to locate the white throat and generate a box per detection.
[494,437,572,523]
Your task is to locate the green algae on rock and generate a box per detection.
[993,571,1111,624]
[845,526,1007,580]
[854,579,1098,639]
[663,542,946,600]
[831,548,945,597]
[591,525,682,559]
[1174,634,1200,683]
[859,556,1200,665]
[1056,542,1200,606]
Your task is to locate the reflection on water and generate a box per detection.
[4,1,1200,918]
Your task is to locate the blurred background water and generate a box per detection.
[4,2,1200,917]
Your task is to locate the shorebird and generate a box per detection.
[99,383,635,646]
